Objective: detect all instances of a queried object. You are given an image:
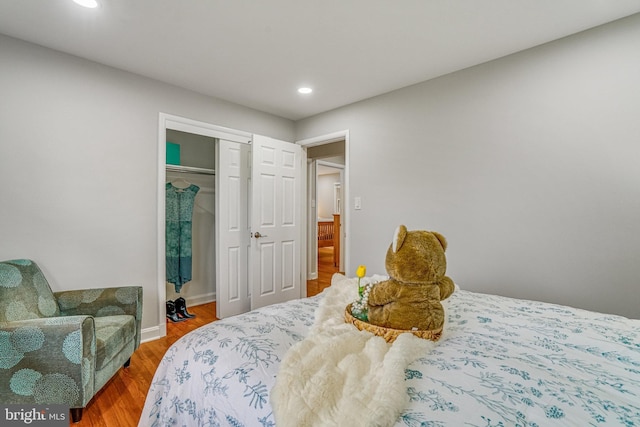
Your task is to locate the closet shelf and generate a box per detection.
[166,164,215,176]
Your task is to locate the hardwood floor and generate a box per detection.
[74,301,218,426]
[307,246,341,297]
[75,246,338,426]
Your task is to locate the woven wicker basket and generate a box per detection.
[344,303,442,343]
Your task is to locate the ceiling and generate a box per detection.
[1,1,639,121]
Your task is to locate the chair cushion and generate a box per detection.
[0,259,60,323]
[94,315,136,370]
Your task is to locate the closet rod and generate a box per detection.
[166,165,215,176]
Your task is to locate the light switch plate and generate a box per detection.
[354,196,362,210]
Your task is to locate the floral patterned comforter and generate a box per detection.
[139,283,640,427]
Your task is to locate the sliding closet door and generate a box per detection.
[216,139,251,318]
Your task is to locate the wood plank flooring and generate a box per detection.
[74,302,218,426]
[74,246,338,426]
[307,246,342,297]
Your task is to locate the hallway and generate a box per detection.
[307,246,340,296]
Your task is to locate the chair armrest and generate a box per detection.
[54,286,143,348]
[0,316,96,407]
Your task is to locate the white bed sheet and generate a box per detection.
[139,277,640,426]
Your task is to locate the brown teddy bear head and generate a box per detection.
[385,225,448,285]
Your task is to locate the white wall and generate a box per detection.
[317,173,340,220]
[296,14,640,319]
[0,34,294,337]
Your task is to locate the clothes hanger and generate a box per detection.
[170,177,191,189]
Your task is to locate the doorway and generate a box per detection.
[165,129,216,309]
[317,163,343,255]
[297,130,350,295]
[157,113,252,338]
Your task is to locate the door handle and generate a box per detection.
[253,232,268,239]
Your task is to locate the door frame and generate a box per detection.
[156,113,251,338]
[296,130,350,280]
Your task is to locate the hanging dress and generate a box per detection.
[166,182,200,293]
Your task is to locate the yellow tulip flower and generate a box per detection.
[356,265,366,297]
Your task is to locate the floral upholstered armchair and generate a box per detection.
[0,259,143,423]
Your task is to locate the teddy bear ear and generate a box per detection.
[431,231,448,251]
[392,225,408,253]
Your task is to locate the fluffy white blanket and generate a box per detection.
[270,274,438,427]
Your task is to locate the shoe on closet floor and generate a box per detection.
[175,297,196,319]
[166,300,187,322]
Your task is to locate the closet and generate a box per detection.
[157,113,305,333]
[165,129,216,307]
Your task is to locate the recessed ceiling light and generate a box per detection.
[298,87,313,94]
[73,0,99,8]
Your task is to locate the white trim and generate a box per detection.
[297,130,350,276]
[316,159,345,171]
[181,292,216,309]
[157,117,168,339]
[306,160,318,279]
[140,325,162,343]
[161,112,252,143]
[297,130,349,147]
[300,146,309,297]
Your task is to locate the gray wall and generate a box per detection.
[0,34,294,336]
[296,14,640,319]
[2,10,639,332]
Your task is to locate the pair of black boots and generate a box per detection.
[166,297,196,322]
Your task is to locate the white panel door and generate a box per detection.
[251,134,304,310]
[216,139,251,318]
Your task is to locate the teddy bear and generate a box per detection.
[366,225,455,331]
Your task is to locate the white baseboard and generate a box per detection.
[185,291,216,307]
[141,325,162,343]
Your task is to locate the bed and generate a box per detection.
[139,274,640,426]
